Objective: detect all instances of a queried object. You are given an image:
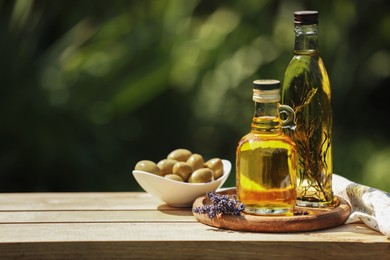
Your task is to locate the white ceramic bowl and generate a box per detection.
[132,159,231,207]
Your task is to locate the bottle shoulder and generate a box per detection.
[286,54,327,71]
[283,54,330,92]
[238,132,296,149]
[287,54,321,66]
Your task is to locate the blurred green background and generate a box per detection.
[1,0,390,192]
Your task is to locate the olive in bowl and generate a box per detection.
[132,149,231,207]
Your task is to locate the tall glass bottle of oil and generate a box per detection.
[281,11,333,207]
[236,79,297,215]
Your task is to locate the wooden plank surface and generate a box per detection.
[0,240,388,260]
[0,222,388,243]
[0,192,389,259]
[0,192,164,210]
[0,210,195,223]
[0,223,389,259]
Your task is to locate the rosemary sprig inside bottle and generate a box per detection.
[192,192,245,219]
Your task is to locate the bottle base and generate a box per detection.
[244,205,293,216]
[296,198,335,208]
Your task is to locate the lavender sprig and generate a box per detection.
[193,192,245,219]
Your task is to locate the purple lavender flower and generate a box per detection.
[192,192,245,219]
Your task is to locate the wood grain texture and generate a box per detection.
[193,189,351,232]
[0,240,389,260]
[0,192,389,259]
[0,210,195,223]
[0,222,387,243]
[0,192,165,210]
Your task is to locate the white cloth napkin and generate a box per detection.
[333,174,390,237]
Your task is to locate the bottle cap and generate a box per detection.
[252,79,280,103]
[253,79,280,90]
[294,10,318,25]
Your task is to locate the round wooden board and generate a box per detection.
[192,188,351,233]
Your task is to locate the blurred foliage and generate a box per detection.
[0,0,389,192]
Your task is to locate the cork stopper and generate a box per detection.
[294,11,318,25]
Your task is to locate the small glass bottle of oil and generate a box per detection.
[236,79,297,215]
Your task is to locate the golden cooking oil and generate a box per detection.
[281,11,333,207]
[236,80,297,215]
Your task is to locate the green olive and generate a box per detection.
[167,148,192,162]
[188,168,213,183]
[157,159,177,176]
[135,160,162,176]
[172,162,193,181]
[186,153,204,171]
[164,174,184,182]
[205,158,224,180]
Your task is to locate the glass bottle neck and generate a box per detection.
[294,24,319,55]
[251,102,282,133]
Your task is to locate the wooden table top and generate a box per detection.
[0,192,389,259]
